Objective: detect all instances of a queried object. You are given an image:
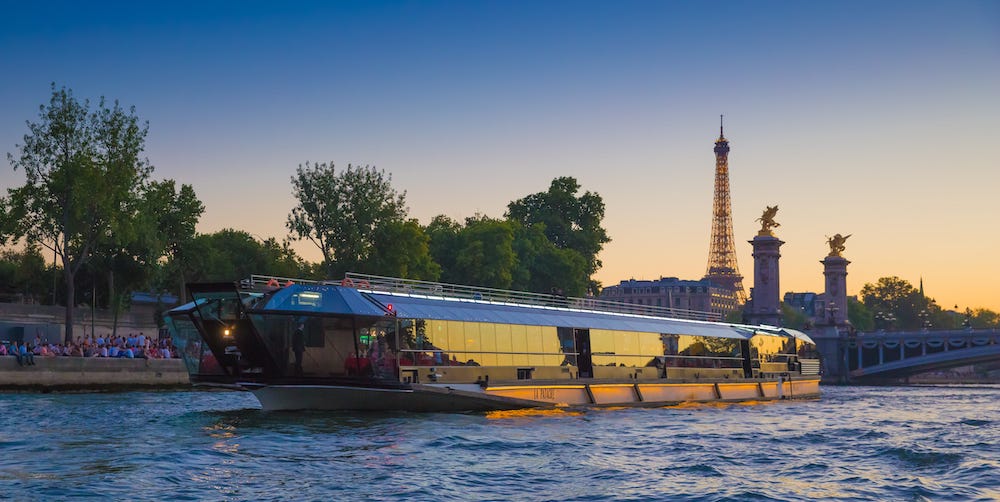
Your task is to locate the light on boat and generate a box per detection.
[299,292,321,300]
[223,327,233,337]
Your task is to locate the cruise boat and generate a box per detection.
[165,273,821,411]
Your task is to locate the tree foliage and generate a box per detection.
[506,176,610,293]
[365,219,440,281]
[860,276,946,330]
[286,162,407,278]
[426,215,589,296]
[2,85,152,342]
[510,222,588,296]
[846,296,874,331]
[139,180,205,303]
[167,229,312,284]
[969,308,1000,329]
[781,303,809,330]
[0,246,50,303]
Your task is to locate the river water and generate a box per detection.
[0,385,997,501]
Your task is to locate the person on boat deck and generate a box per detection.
[292,322,305,375]
[379,341,398,373]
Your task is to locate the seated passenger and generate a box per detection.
[16,343,35,366]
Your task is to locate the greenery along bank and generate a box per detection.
[0,86,612,344]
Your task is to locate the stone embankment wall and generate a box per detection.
[0,303,163,343]
[0,357,189,390]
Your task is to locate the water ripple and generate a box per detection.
[0,385,998,500]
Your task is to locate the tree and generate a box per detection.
[0,246,49,303]
[426,215,463,284]
[286,163,406,278]
[89,179,204,334]
[189,230,307,282]
[427,215,588,295]
[2,85,152,343]
[366,219,440,280]
[510,222,588,296]
[141,180,204,303]
[454,216,517,289]
[860,276,941,330]
[781,303,809,330]
[506,177,610,293]
[970,308,1000,329]
[847,297,874,332]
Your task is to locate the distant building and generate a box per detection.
[783,292,823,324]
[600,277,738,316]
[783,292,859,326]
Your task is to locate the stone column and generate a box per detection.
[744,234,784,326]
[821,255,850,326]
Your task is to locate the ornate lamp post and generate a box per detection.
[918,309,931,330]
[875,311,896,332]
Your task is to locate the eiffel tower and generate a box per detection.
[704,116,747,307]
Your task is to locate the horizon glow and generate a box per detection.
[1,1,998,311]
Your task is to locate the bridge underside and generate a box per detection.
[850,344,1000,380]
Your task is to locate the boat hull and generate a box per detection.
[248,378,821,412]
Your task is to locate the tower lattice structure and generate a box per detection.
[704,116,747,306]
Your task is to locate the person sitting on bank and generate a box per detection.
[15,342,35,366]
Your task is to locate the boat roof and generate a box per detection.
[167,274,817,344]
[366,290,753,339]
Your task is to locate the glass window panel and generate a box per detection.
[423,320,449,366]
[638,332,662,366]
[404,319,434,366]
[425,320,447,349]
[446,321,466,365]
[618,331,639,357]
[539,326,562,366]
[751,334,794,361]
[526,325,543,366]
[478,323,497,366]
[463,322,480,366]
[590,329,616,367]
[494,324,513,366]
[397,319,418,366]
[323,317,362,376]
[510,324,529,366]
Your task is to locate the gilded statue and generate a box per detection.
[826,233,851,257]
[756,205,780,236]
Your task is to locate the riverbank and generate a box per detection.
[0,356,190,390]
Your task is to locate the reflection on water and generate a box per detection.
[0,386,997,500]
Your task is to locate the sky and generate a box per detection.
[2,1,999,311]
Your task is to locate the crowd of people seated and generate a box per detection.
[0,332,176,366]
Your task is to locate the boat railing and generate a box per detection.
[246,272,722,322]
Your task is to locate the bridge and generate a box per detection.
[811,327,1000,383]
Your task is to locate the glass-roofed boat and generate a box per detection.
[165,273,821,411]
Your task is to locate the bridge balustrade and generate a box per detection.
[836,328,1000,378]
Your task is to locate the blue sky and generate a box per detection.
[2,1,999,309]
